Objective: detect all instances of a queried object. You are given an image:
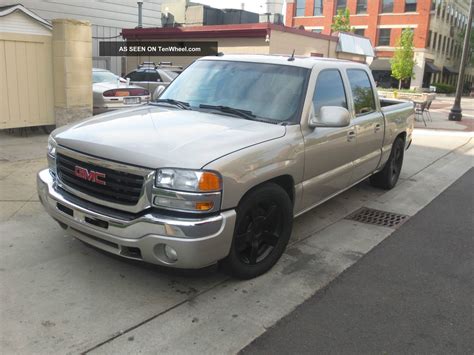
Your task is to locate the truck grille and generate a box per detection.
[56,153,144,205]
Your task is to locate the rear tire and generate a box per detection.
[370,137,405,190]
[221,183,293,279]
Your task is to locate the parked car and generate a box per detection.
[38,55,414,279]
[124,62,181,92]
[92,68,150,115]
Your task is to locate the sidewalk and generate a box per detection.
[242,168,474,355]
[414,96,473,132]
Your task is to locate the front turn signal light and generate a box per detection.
[198,172,222,192]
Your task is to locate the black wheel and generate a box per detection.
[370,137,405,190]
[222,183,293,279]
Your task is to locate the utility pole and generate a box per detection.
[448,0,473,121]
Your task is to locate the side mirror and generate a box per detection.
[309,106,350,128]
[153,85,166,101]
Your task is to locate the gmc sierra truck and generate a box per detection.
[37,55,414,279]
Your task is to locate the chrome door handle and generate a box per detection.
[347,131,356,142]
[374,124,381,132]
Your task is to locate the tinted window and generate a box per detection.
[312,70,347,118]
[347,69,376,116]
[126,70,161,82]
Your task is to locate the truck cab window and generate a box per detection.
[312,69,347,117]
[347,69,376,116]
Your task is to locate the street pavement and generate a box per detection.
[242,168,474,355]
[0,105,473,353]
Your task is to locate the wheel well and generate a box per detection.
[396,132,407,144]
[239,175,295,207]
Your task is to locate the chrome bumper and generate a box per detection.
[37,169,236,269]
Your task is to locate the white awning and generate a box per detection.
[370,58,391,71]
[336,32,375,57]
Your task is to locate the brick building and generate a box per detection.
[285,0,473,90]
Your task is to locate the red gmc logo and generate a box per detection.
[74,166,106,185]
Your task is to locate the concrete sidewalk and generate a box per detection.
[242,168,474,355]
[0,129,473,354]
[414,96,473,131]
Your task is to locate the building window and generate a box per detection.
[442,36,446,53]
[295,0,306,16]
[381,0,393,13]
[432,32,437,50]
[336,0,347,13]
[427,31,432,48]
[405,0,417,12]
[437,34,442,52]
[313,0,323,15]
[378,29,391,46]
[311,29,323,33]
[356,0,367,14]
[354,28,365,36]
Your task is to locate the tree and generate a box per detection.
[390,29,416,89]
[331,8,354,33]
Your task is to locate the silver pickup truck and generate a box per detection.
[37,55,414,279]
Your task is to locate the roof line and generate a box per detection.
[0,4,52,29]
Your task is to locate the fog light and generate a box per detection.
[164,245,178,262]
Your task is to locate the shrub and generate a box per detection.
[432,82,456,94]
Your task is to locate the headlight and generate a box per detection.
[154,169,222,213]
[47,136,57,158]
[155,169,221,192]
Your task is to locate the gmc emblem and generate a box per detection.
[74,166,106,185]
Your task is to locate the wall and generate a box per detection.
[0,12,54,129]
[125,37,270,72]
[7,0,163,75]
[269,29,336,57]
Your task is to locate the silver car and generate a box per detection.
[124,63,180,92]
[92,68,150,115]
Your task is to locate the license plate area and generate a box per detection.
[124,97,140,105]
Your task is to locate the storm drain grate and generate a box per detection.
[345,207,409,229]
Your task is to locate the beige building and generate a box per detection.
[121,23,372,72]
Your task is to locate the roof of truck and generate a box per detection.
[198,54,369,70]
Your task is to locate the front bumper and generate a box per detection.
[37,169,236,269]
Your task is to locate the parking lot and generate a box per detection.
[1,128,472,354]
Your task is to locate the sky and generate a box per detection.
[195,0,284,15]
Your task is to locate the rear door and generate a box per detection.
[301,68,355,210]
[346,69,385,183]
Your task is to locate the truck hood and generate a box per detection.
[52,106,286,169]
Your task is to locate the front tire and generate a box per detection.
[370,137,405,190]
[222,183,293,279]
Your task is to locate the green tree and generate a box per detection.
[331,8,354,33]
[390,29,416,89]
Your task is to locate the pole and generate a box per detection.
[448,0,473,121]
[137,1,143,29]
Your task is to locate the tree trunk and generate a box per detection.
[399,80,402,90]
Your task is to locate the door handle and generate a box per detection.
[347,131,356,142]
[374,124,382,133]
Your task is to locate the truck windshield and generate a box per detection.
[159,60,309,123]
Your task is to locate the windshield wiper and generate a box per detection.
[199,104,257,120]
[153,99,191,110]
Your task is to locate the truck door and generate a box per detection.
[346,69,385,183]
[301,69,355,210]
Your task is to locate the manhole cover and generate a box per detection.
[345,207,409,229]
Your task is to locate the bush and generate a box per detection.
[432,82,456,94]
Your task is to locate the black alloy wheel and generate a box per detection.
[222,183,293,279]
[370,137,405,190]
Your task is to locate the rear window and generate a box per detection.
[347,69,376,116]
[126,70,161,82]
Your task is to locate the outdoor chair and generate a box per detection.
[424,100,433,122]
[414,101,428,127]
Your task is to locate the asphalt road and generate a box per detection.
[242,168,474,355]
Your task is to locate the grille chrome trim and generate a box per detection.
[55,146,155,213]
